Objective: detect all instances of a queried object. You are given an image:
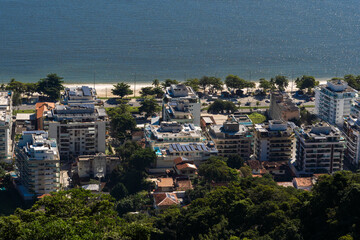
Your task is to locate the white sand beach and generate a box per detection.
[64,79,329,98]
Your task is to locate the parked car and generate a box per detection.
[265,99,270,103]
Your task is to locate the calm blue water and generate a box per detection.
[1,0,360,83]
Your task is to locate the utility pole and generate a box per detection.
[134,73,136,98]
[93,72,96,89]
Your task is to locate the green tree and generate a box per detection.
[208,99,237,114]
[12,91,22,106]
[112,82,133,98]
[140,86,154,97]
[6,79,25,94]
[295,75,318,93]
[199,76,211,91]
[152,79,160,87]
[198,157,240,183]
[184,78,200,91]
[110,113,136,139]
[227,155,245,169]
[271,75,289,92]
[161,79,178,89]
[259,78,272,93]
[209,77,224,93]
[138,97,161,118]
[37,73,64,101]
[0,188,157,239]
[129,148,156,171]
[110,182,128,200]
[225,75,246,91]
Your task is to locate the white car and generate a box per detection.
[265,99,270,103]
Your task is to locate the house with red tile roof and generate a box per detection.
[153,192,179,209]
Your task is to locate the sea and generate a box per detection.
[1,0,360,84]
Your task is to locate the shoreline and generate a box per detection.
[65,79,329,98]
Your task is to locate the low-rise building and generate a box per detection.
[173,157,198,179]
[35,102,55,130]
[15,131,60,196]
[62,86,98,105]
[153,192,180,209]
[254,120,295,162]
[343,116,360,168]
[293,177,313,191]
[145,122,205,147]
[155,178,174,192]
[76,153,120,178]
[294,122,345,174]
[269,91,300,121]
[208,118,253,159]
[154,142,218,169]
[163,84,201,125]
[315,80,357,126]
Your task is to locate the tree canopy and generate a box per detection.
[112,82,133,98]
[0,188,156,239]
[271,75,289,92]
[295,75,318,93]
[138,97,161,118]
[207,99,237,114]
[259,78,273,92]
[37,73,65,101]
[184,78,200,91]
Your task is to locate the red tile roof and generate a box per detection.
[35,102,55,119]
[157,178,174,188]
[153,193,179,206]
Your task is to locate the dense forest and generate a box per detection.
[0,171,359,240]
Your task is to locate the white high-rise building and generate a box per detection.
[0,91,13,163]
[163,84,201,126]
[315,80,357,126]
[15,131,60,195]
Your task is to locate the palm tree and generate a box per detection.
[152,79,160,87]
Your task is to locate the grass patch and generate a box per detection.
[303,105,315,108]
[13,109,36,115]
[248,113,267,124]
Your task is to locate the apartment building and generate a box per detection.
[269,91,300,121]
[0,91,12,163]
[62,86,98,104]
[208,119,253,159]
[343,116,360,168]
[254,120,295,162]
[294,123,345,174]
[15,131,60,195]
[35,102,55,130]
[315,80,357,126]
[163,84,201,125]
[145,121,205,147]
[76,153,120,178]
[154,142,218,169]
[45,104,108,161]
